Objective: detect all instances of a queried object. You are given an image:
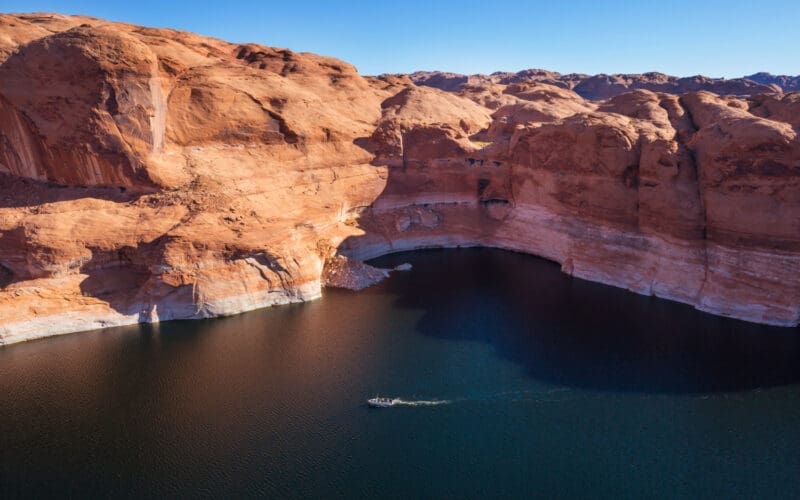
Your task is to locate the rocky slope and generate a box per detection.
[0,14,798,345]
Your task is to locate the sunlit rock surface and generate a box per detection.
[0,14,798,344]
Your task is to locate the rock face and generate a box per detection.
[0,14,798,345]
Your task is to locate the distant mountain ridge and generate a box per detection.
[405,69,799,99]
[744,72,800,92]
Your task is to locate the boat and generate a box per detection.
[367,397,395,408]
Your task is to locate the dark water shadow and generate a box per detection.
[369,248,800,394]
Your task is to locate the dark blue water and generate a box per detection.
[2,248,800,498]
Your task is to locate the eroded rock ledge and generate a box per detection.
[0,14,798,345]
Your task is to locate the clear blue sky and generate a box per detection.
[4,0,799,77]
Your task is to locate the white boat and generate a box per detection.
[367,397,395,408]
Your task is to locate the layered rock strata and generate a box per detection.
[0,14,798,345]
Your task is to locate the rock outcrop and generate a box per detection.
[0,14,798,345]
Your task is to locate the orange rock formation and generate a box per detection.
[0,14,798,344]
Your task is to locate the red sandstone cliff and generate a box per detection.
[0,14,798,345]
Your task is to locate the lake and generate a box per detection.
[2,248,800,498]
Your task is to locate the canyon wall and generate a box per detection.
[0,14,798,345]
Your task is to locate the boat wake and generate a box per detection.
[370,388,575,408]
[390,398,451,406]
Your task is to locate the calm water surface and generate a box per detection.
[2,248,800,498]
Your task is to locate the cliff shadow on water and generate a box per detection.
[335,142,800,394]
[365,248,800,395]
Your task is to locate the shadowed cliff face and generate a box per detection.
[0,13,798,345]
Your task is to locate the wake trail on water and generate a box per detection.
[383,389,574,407]
[391,398,451,406]
[376,388,744,409]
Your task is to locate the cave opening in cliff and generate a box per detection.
[0,262,13,288]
